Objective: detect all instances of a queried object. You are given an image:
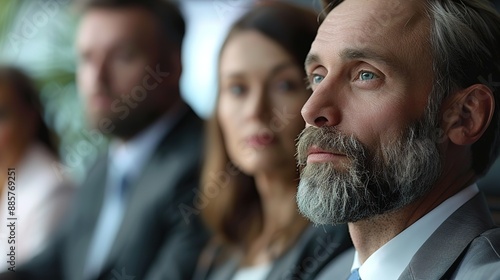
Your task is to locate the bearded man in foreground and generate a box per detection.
[296,0,500,279]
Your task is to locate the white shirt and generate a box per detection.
[352,184,479,280]
[84,104,188,278]
[232,263,273,280]
[108,101,188,180]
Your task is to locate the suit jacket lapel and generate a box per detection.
[100,108,202,275]
[399,193,495,280]
[99,149,173,277]
[66,156,108,280]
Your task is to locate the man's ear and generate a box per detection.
[441,84,495,146]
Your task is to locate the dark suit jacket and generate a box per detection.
[317,193,500,280]
[195,224,352,280]
[3,108,209,280]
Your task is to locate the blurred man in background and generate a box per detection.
[1,0,208,279]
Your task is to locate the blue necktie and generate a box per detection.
[118,175,130,198]
[347,268,361,280]
[84,173,130,279]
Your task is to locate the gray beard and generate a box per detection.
[296,124,441,225]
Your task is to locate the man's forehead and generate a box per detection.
[321,0,428,37]
[311,0,430,63]
[77,7,158,48]
[328,0,424,17]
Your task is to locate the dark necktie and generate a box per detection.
[119,174,130,198]
[84,173,130,279]
[347,268,361,280]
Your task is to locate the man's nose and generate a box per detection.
[301,82,341,127]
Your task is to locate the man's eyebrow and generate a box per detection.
[305,49,397,70]
[304,53,320,69]
[340,48,396,68]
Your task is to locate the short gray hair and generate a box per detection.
[426,0,500,175]
[320,0,500,176]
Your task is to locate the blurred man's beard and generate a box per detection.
[88,106,161,140]
[296,121,441,225]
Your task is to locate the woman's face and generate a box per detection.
[0,83,35,166]
[218,30,310,175]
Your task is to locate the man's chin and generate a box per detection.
[297,176,434,226]
[299,161,352,175]
[87,112,132,135]
[296,174,354,225]
[296,167,406,225]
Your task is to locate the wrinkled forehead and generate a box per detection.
[328,0,427,24]
[319,0,430,47]
[313,0,432,74]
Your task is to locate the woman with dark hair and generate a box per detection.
[194,2,351,280]
[0,66,74,270]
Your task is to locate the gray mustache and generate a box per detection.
[296,126,367,167]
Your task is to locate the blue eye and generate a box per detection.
[312,74,324,84]
[229,85,245,95]
[359,71,377,81]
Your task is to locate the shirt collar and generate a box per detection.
[351,184,479,280]
[108,102,188,180]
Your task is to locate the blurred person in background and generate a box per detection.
[193,2,351,280]
[0,66,74,271]
[0,0,208,279]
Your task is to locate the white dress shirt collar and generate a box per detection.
[107,101,188,181]
[351,184,479,280]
